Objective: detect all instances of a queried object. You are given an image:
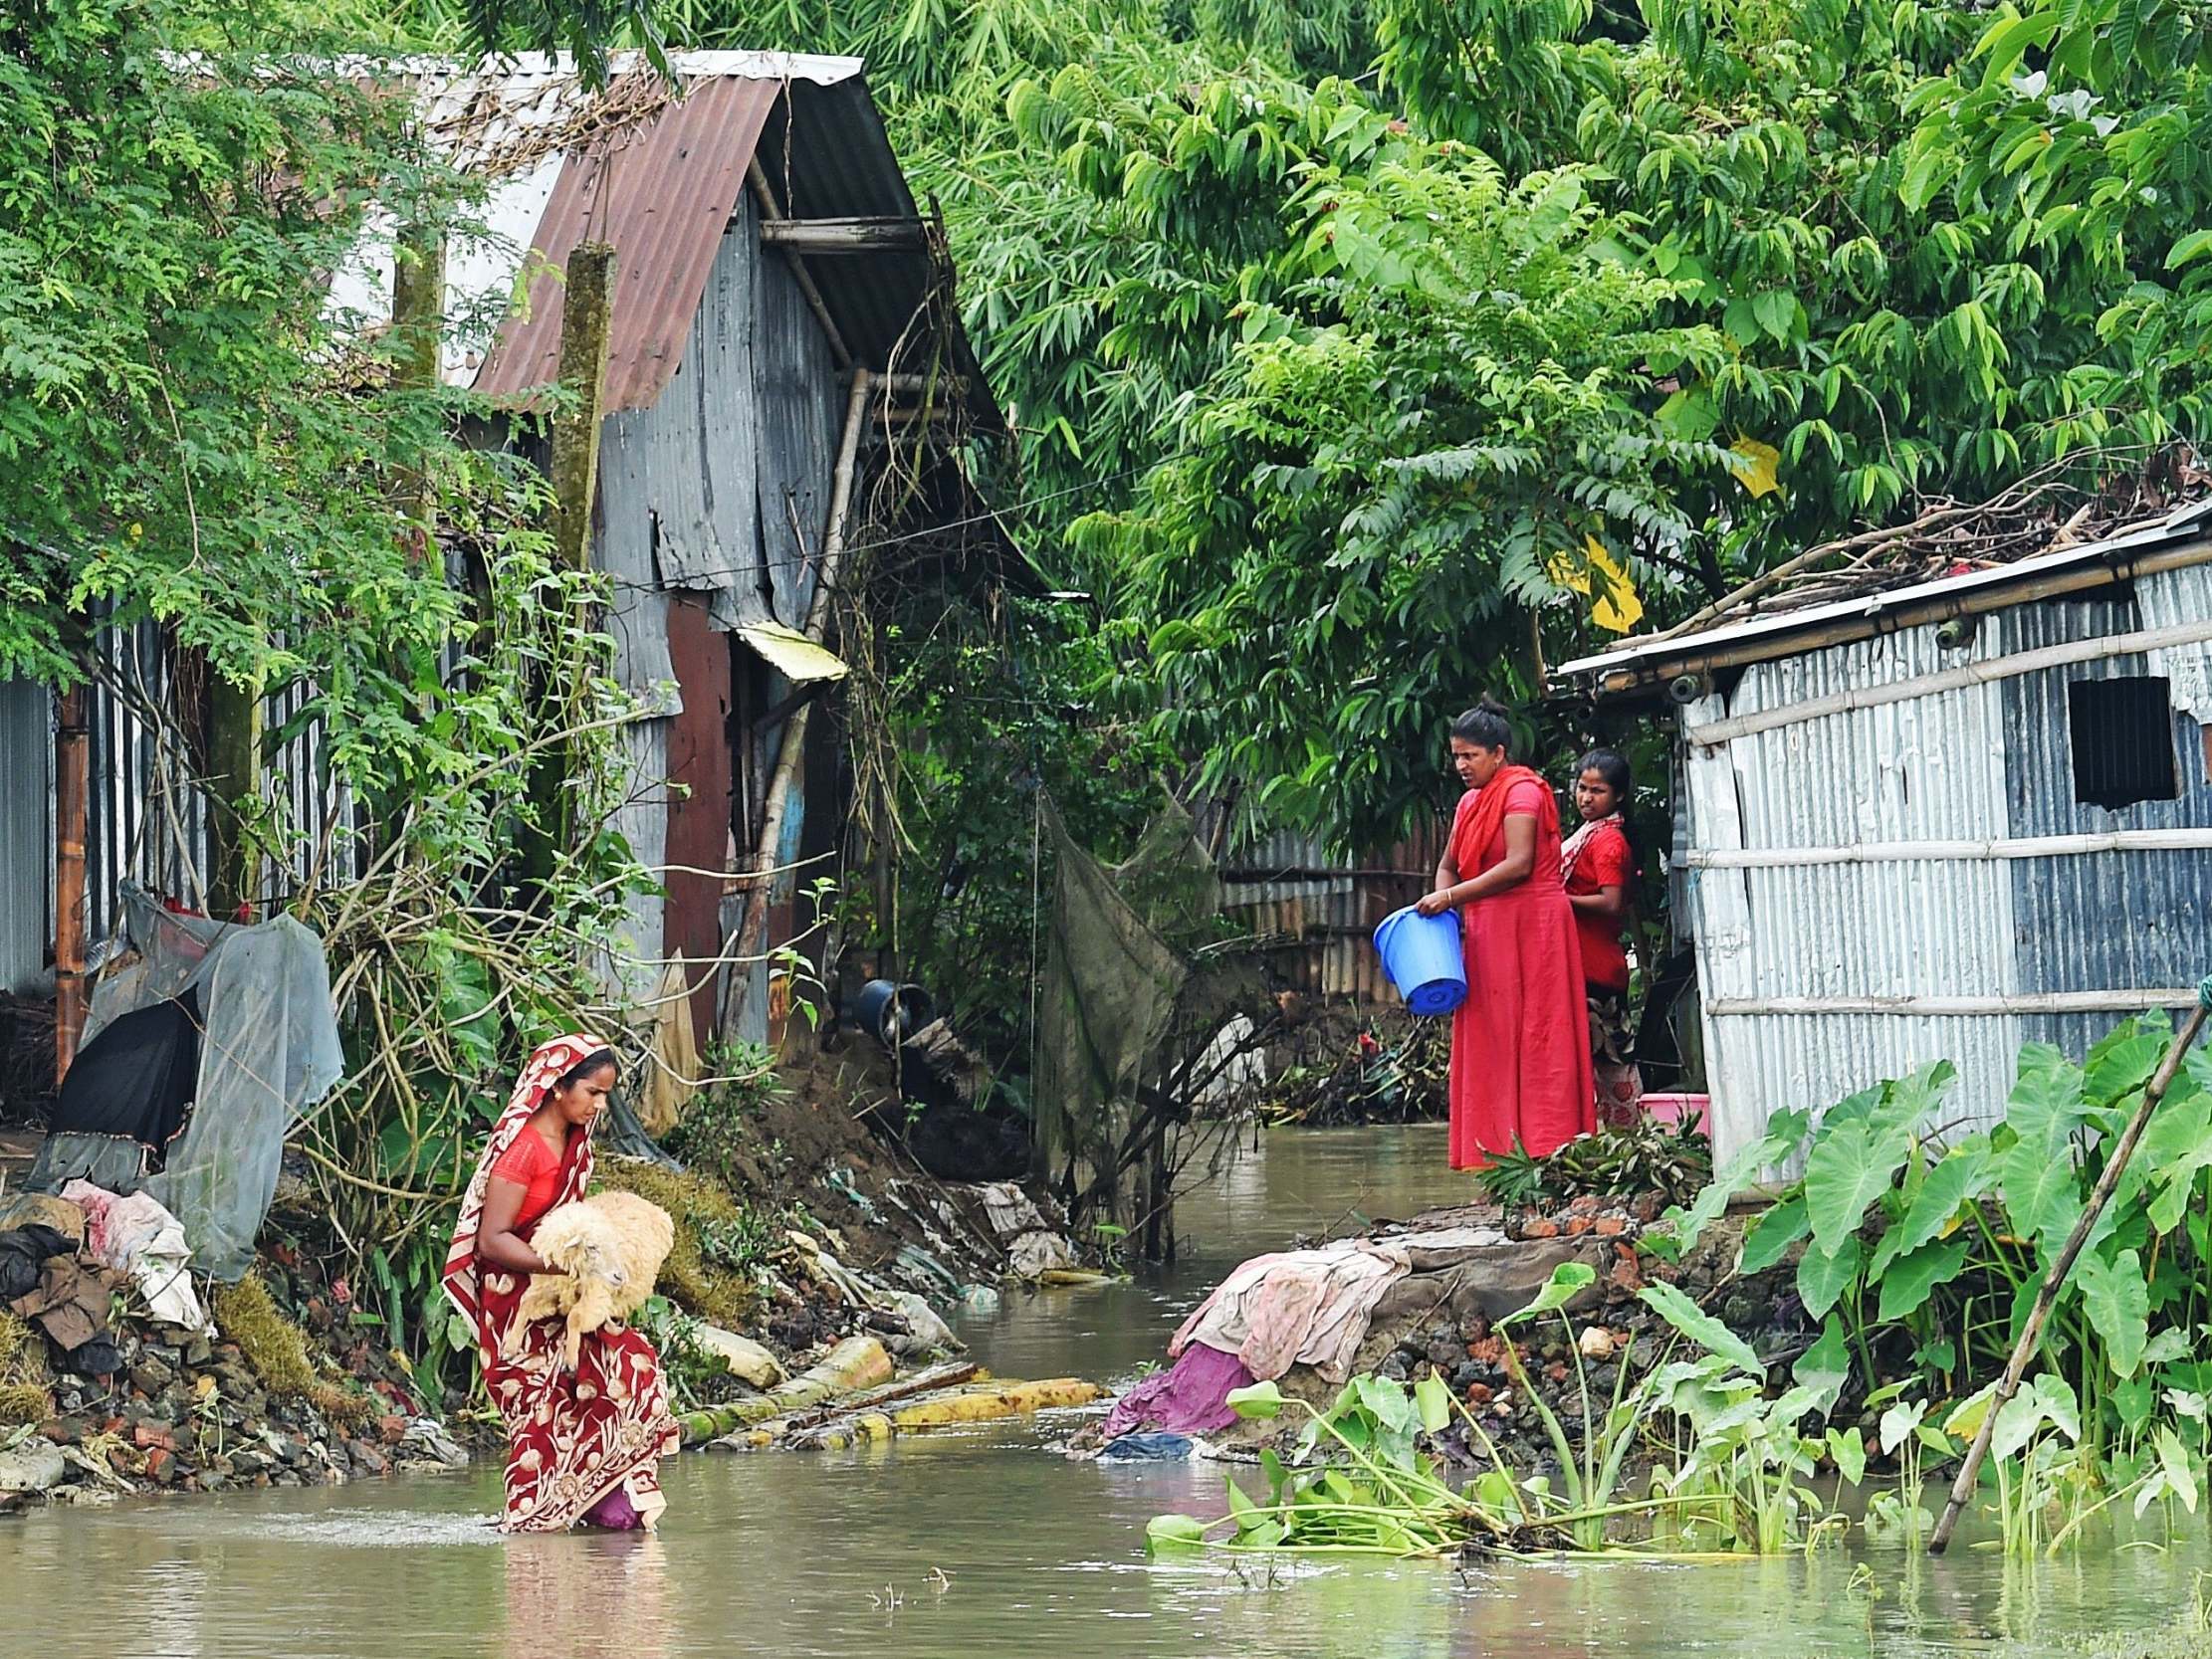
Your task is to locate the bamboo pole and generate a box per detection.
[720,368,872,1040]
[203,671,263,920]
[520,241,615,895]
[746,160,853,371]
[1927,996,2211,1555]
[54,681,89,1082]
[389,217,446,591]
[548,241,615,576]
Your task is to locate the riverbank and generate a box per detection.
[1074,1185,1812,1483]
[1,1041,1088,1516]
[6,1121,2208,1659]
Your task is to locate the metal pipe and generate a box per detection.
[54,681,88,1082]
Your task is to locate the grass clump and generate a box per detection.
[0,1312,49,1424]
[590,1158,762,1330]
[211,1272,318,1398]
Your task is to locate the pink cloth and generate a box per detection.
[1169,1239,1410,1383]
[1098,1343,1254,1439]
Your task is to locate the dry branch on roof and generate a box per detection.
[1638,443,2212,645]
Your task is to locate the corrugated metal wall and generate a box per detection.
[2001,568,2212,1059]
[1681,563,2212,1160]
[1217,820,1447,1002]
[754,230,843,631]
[0,680,51,994]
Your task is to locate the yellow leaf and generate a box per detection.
[1585,533,1644,635]
[1545,549,1591,596]
[1728,437,1782,499]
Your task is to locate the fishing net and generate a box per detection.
[1032,792,1228,1222]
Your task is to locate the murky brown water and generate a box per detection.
[4,1126,2202,1658]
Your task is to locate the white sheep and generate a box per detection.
[511,1191,676,1371]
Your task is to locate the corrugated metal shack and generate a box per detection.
[1560,492,2212,1162]
[1,52,1010,1072]
[1210,822,1448,1003]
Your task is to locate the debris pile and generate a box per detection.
[1081,1197,1813,1479]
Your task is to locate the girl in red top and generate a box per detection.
[1562,749,1644,1127]
[1418,700,1594,1168]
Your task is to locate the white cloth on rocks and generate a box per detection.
[60,1179,209,1333]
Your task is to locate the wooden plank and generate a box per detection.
[1686,827,2212,868]
[1684,615,2212,747]
[1710,990,2200,1017]
[758,216,929,252]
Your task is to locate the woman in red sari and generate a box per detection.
[1418,701,1594,1168]
[442,1034,679,1533]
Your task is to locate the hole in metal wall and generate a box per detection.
[2068,676,2178,810]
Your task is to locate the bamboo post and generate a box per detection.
[721,368,871,1040]
[390,219,446,556]
[549,242,616,576]
[204,671,263,920]
[1927,992,2212,1555]
[54,681,89,1082]
[520,241,615,895]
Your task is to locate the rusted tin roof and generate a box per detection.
[473,72,778,410]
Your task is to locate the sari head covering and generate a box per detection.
[441,1031,609,1349]
[1448,762,1556,877]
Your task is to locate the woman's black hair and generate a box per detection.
[555,1047,618,1090]
[1449,697,1513,751]
[1578,747,1632,798]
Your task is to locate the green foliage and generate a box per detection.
[1702,1018,2212,1460]
[1153,1258,1854,1556]
[864,593,1170,1064]
[718,0,2212,847]
[662,1043,787,1189]
[1474,1117,1713,1212]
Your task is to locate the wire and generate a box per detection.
[588,461,1150,596]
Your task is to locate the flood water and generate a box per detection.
[4,1125,2202,1658]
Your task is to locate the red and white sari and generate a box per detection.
[442,1033,678,1533]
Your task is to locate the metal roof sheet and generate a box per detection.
[474,73,776,409]
[329,52,1008,422]
[1558,497,2212,689]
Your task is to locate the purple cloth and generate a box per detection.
[582,1485,643,1530]
[1098,1342,1253,1440]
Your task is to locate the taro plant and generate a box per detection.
[1646,1020,2212,1460]
[1147,1260,1836,1558]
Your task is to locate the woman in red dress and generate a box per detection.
[1419,701,1594,1168]
[442,1033,678,1532]
[1563,748,1645,1127]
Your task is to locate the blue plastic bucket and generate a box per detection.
[1372,906,1467,1016]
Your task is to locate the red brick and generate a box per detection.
[1595,1216,1628,1236]
[133,1423,176,1452]
[1521,1219,1561,1239]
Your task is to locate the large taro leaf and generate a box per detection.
[1805,1115,1913,1255]
[1639,1280,1765,1377]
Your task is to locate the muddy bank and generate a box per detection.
[2,1042,1090,1518]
